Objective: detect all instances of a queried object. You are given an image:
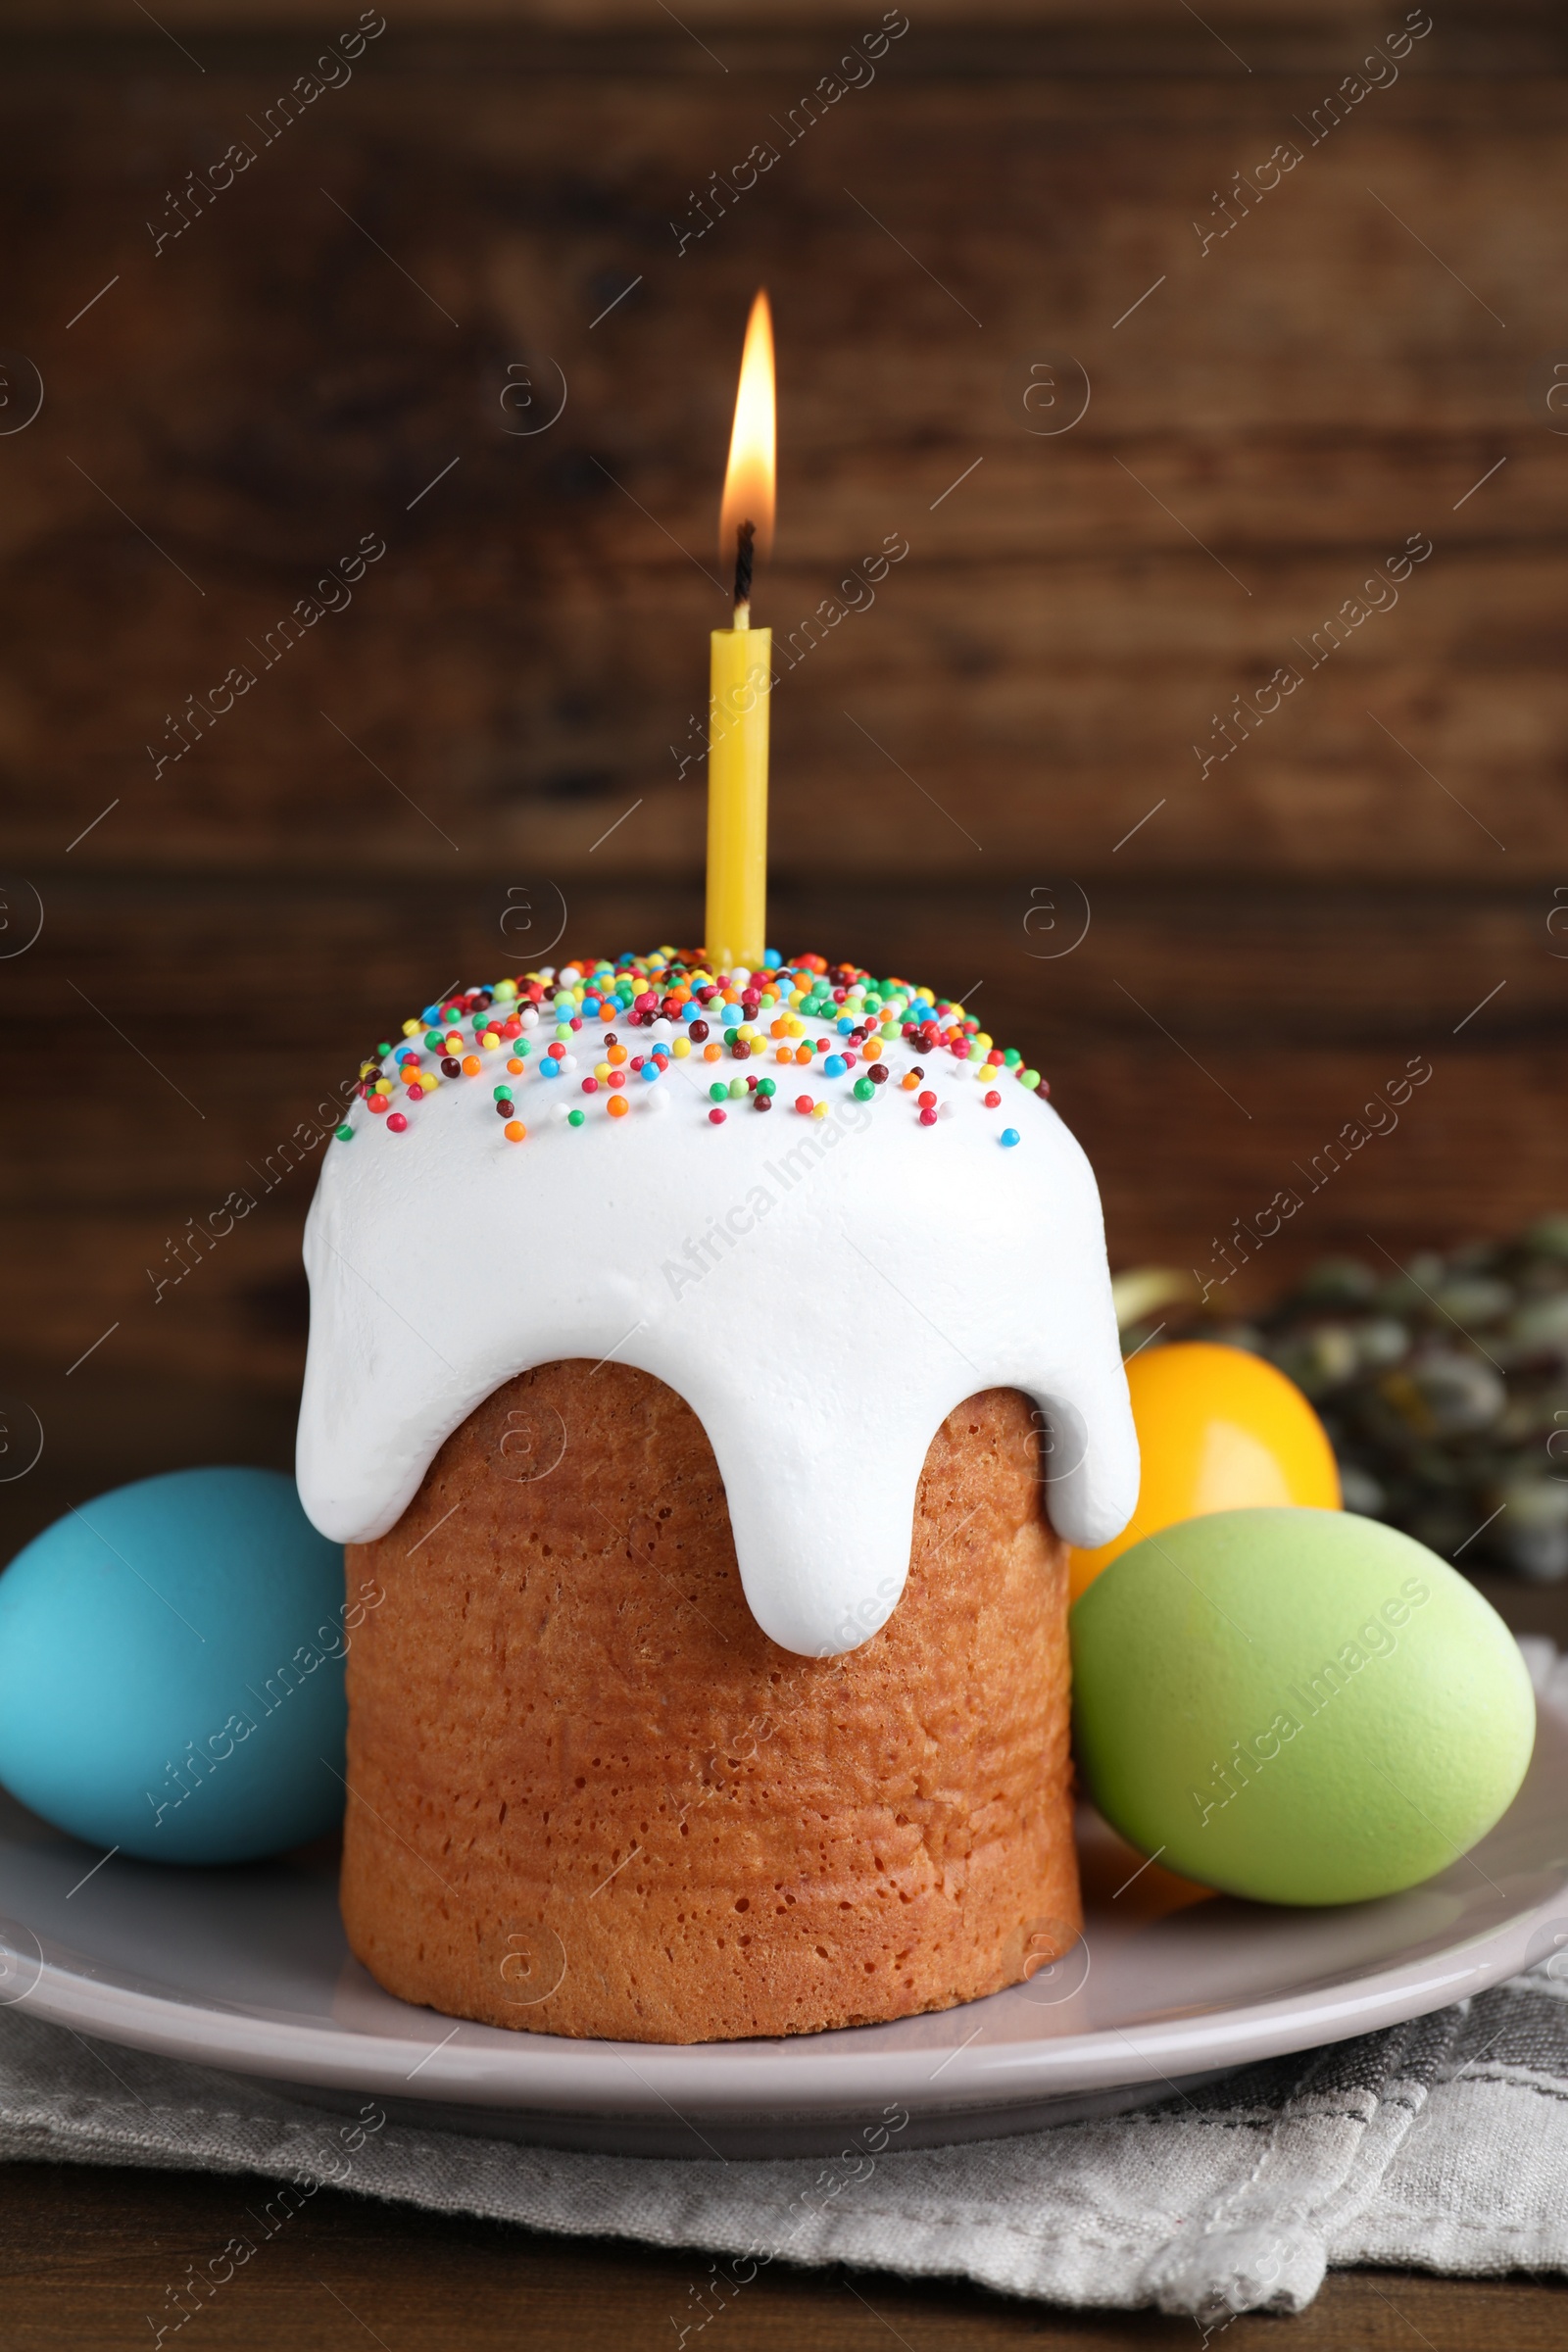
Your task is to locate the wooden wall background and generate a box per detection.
[1,0,1565,1544]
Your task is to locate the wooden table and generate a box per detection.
[4,2156,1568,2348]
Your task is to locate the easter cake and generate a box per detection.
[296,949,1139,2042]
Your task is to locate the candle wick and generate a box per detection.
[732,518,755,630]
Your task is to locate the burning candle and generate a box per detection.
[705,289,775,973]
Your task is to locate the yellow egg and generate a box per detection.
[1068,1342,1341,1605]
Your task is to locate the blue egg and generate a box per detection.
[0,1468,352,1865]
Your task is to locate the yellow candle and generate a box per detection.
[706,289,774,972]
[706,623,771,972]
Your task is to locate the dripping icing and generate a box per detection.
[295,952,1139,1655]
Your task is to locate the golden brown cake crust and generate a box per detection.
[341,1363,1080,2043]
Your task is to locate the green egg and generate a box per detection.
[1070,1506,1536,1906]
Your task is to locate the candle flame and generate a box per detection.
[718,289,775,571]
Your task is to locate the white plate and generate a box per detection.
[4,1709,1566,2159]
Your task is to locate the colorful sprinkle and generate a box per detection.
[357,951,1052,1155]
[505,1120,527,1143]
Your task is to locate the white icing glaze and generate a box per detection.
[295,987,1138,1656]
